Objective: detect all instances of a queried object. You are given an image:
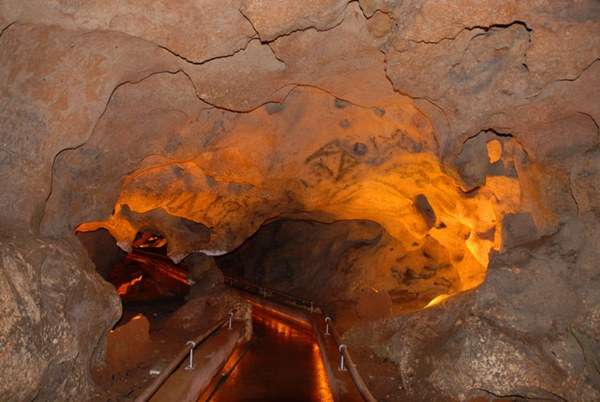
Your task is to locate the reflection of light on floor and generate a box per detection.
[224,347,244,383]
[253,313,309,340]
[208,307,336,402]
[247,299,312,329]
[312,342,334,402]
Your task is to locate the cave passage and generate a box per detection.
[205,306,334,402]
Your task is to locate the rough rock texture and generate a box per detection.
[106,315,151,373]
[0,234,120,401]
[0,0,599,400]
[181,253,224,297]
[76,229,127,279]
[346,213,600,401]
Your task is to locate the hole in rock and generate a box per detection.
[78,228,191,328]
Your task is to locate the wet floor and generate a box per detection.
[205,307,334,402]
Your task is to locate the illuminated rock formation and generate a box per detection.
[0,0,598,400]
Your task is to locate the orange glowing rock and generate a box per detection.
[487,139,503,163]
[116,275,142,296]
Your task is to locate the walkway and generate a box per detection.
[204,306,334,402]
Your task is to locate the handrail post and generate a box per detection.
[338,344,347,371]
[184,341,196,370]
[324,316,331,336]
[310,301,314,313]
[228,311,234,330]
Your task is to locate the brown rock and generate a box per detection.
[0,235,120,402]
[0,1,599,400]
[240,0,349,41]
[356,288,393,320]
[501,212,539,249]
[107,315,151,372]
[77,229,127,279]
[2,0,255,62]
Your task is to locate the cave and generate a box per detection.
[1,1,599,401]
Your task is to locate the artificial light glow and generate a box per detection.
[117,275,142,296]
[487,139,503,163]
[425,293,451,308]
[312,342,334,402]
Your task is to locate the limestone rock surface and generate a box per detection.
[0,0,599,400]
[0,235,120,402]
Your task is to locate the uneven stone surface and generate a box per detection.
[0,234,120,402]
[77,229,127,279]
[106,314,152,372]
[181,253,224,298]
[345,213,600,401]
[0,0,599,400]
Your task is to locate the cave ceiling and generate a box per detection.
[1,0,599,295]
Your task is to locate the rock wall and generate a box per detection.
[346,211,600,401]
[0,0,598,400]
[0,234,120,401]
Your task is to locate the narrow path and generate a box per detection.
[204,307,334,402]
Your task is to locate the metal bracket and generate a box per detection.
[185,341,196,370]
[228,311,234,330]
[338,344,347,371]
[324,316,332,336]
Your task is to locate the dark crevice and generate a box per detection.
[549,57,600,84]
[405,20,533,46]
[237,0,353,45]
[578,111,600,142]
[474,387,567,401]
[155,10,258,65]
[177,68,294,114]
[237,9,287,66]
[460,128,531,161]
[567,175,581,215]
[526,58,600,99]
[158,38,256,66]
[0,20,17,41]
[238,8,261,39]
[461,128,513,145]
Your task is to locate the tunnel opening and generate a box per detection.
[132,229,168,254]
[71,125,526,400]
[78,228,243,401]
[216,216,483,325]
[93,229,190,306]
[77,227,192,331]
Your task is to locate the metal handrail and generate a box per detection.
[223,275,377,402]
[328,323,377,402]
[224,276,315,311]
[134,317,227,402]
